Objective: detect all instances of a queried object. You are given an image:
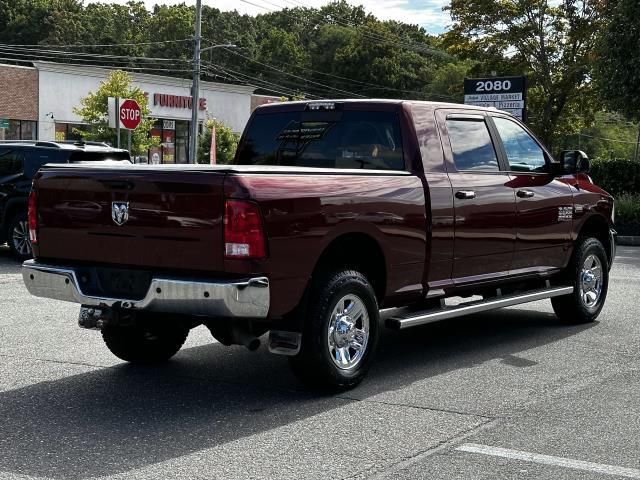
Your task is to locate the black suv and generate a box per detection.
[0,140,130,260]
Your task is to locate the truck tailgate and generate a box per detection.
[34,165,228,273]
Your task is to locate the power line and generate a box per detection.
[223,48,367,98]
[578,133,640,145]
[0,56,193,74]
[0,44,190,64]
[235,0,449,58]
[202,61,321,99]
[230,52,459,100]
[2,39,193,48]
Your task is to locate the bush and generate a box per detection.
[590,159,640,197]
[615,194,640,236]
[197,119,240,165]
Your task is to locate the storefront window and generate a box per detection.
[55,123,89,142]
[148,119,191,164]
[162,120,175,164]
[175,121,189,164]
[0,119,37,140]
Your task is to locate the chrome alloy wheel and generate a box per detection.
[579,254,603,309]
[327,294,370,370]
[12,220,32,257]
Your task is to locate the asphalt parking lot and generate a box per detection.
[0,246,639,480]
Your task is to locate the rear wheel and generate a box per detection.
[7,213,32,261]
[289,270,379,391]
[551,237,609,324]
[102,323,189,363]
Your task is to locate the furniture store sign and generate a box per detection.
[151,93,207,111]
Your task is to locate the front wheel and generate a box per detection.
[551,237,609,324]
[289,270,379,391]
[102,323,189,363]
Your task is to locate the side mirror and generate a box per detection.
[560,150,590,174]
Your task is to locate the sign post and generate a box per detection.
[108,97,141,150]
[116,97,120,148]
[464,76,527,122]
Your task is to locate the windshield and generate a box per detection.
[235,110,404,170]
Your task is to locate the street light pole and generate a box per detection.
[189,0,202,164]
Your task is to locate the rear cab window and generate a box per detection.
[236,108,405,170]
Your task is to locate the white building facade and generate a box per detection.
[35,62,255,163]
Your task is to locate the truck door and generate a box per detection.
[436,110,517,283]
[488,114,574,271]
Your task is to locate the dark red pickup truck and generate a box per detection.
[23,100,616,390]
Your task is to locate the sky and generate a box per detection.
[87,0,452,34]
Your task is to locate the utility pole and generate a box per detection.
[189,0,202,164]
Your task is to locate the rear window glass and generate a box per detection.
[67,151,131,162]
[446,119,499,172]
[236,110,404,170]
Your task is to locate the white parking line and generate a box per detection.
[457,443,640,479]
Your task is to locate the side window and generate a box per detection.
[24,148,55,178]
[446,119,500,171]
[0,150,24,177]
[493,117,546,172]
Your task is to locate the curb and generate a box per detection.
[618,236,640,246]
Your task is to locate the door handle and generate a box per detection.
[517,190,535,198]
[455,190,476,200]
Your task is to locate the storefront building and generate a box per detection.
[0,64,38,140]
[35,62,255,163]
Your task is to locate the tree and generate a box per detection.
[595,0,640,121]
[197,119,240,165]
[446,0,606,148]
[73,70,158,154]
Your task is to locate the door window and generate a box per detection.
[493,117,546,172]
[446,119,499,171]
[0,150,23,176]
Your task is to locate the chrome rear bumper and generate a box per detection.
[22,260,269,318]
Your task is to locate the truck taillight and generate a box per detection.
[28,189,38,244]
[224,199,266,259]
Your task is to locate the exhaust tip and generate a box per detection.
[246,338,261,351]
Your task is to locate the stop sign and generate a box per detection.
[119,99,141,130]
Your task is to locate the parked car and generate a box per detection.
[0,140,130,259]
[22,101,616,390]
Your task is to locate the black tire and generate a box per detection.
[7,212,32,261]
[551,237,609,324]
[102,323,189,363]
[289,270,379,391]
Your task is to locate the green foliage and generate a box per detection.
[197,119,240,165]
[616,194,640,223]
[595,0,640,121]
[73,70,158,154]
[446,0,605,148]
[590,159,640,198]
[614,194,640,236]
[555,112,640,161]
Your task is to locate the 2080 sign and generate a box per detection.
[464,76,527,121]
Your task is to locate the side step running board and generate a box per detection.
[386,286,573,330]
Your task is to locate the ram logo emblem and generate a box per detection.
[111,202,130,226]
